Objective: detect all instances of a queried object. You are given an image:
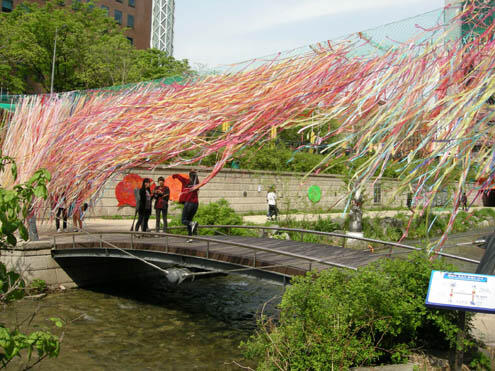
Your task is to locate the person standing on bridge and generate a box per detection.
[153,176,170,233]
[173,170,199,242]
[135,178,152,233]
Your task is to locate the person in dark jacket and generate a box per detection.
[153,176,170,232]
[135,178,152,232]
[173,170,199,242]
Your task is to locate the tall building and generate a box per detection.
[1,0,174,54]
[151,0,174,56]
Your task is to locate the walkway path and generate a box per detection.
[243,207,486,224]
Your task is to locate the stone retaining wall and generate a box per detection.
[90,166,482,217]
[0,247,76,288]
[92,166,412,217]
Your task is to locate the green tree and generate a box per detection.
[0,1,192,94]
[0,154,61,369]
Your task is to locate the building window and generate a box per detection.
[101,5,109,15]
[373,183,381,204]
[127,14,134,28]
[127,37,133,45]
[128,0,134,7]
[1,0,13,12]
[114,9,122,24]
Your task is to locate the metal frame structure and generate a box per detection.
[150,0,174,55]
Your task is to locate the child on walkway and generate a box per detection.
[267,186,277,221]
[72,203,89,232]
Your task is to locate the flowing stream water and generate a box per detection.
[1,275,284,370]
[1,228,491,370]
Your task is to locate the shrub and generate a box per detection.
[169,199,254,236]
[28,279,47,295]
[279,216,340,243]
[242,252,473,369]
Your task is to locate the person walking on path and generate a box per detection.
[461,191,468,211]
[54,192,68,232]
[173,170,199,242]
[266,186,278,221]
[135,178,152,233]
[153,176,170,232]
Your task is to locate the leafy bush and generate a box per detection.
[279,216,340,243]
[473,208,495,220]
[0,263,25,302]
[0,154,60,368]
[169,199,256,236]
[242,252,473,369]
[28,279,47,295]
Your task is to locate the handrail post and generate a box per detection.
[166,235,169,252]
[99,234,102,249]
[308,262,312,271]
[72,234,75,249]
[206,240,209,258]
[253,252,256,267]
[130,233,134,249]
[52,236,56,248]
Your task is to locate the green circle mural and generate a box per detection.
[308,185,321,203]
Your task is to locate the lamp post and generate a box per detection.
[50,26,58,95]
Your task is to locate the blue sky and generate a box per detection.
[174,0,445,68]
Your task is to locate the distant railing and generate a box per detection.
[167,224,481,265]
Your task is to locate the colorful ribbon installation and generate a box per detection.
[2,2,495,250]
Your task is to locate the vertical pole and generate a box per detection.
[53,236,56,248]
[451,311,466,371]
[253,252,256,267]
[72,234,75,249]
[166,235,169,252]
[206,240,209,258]
[131,233,134,249]
[99,234,102,249]
[50,27,58,95]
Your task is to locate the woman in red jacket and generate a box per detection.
[172,170,199,242]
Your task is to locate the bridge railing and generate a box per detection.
[52,230,361,273]
[165,224,480,265]
[53,225,479,276]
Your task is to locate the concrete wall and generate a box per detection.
[92,166,412,217]
[0,244,160,288]
[0,247,77,288]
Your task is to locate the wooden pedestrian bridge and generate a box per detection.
[48,225,481,286]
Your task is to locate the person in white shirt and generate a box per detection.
[266,187,278,221]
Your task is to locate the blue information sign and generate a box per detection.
[425,270,495,313]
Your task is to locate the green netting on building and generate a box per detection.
[0,75,186,111]
[461,0,495,43]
